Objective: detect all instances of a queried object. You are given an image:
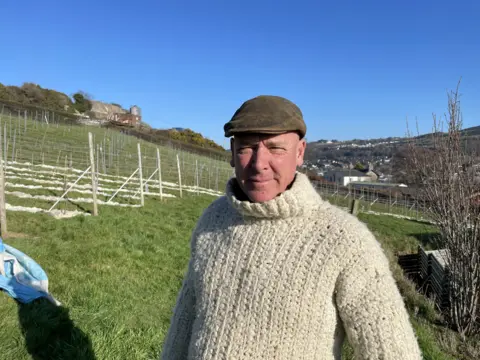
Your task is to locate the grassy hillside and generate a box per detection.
[0,194,213,359]
[357,214,479,359]
[305,126,480,181]
[0,112,231,217]
[0,82,227,154]
[0,115,231,187]
[0,195,478,359]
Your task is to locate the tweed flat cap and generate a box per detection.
[224,95,307,138]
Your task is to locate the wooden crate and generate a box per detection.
[418,246,450,309]
[430,249,450,308]
[398,253,420,276]
[419,246,434,281]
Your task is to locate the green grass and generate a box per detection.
[324,193,429,220]
[0,195,213,359]
[0,192,477,359]
[355,213,478,360]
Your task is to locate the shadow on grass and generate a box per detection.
[409,232,441,250]
[65,198,91,214]
[17,298,96,360]
[46,189,91,214]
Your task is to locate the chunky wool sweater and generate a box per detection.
[161,173,422,360]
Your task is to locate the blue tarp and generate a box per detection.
[0,237,59,304]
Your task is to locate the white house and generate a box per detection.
[323,169,372,186]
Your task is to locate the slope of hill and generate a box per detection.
[304,126,480,181]
[0,112,232,217]
[0,82,226,154]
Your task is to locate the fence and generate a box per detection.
[312,180,430,220]
[0,99,230,161]
[0,110,233,228]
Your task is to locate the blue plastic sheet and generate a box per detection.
[0,237,57,304]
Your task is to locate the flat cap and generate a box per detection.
[224,95,306,138]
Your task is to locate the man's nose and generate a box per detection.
[251,146,269,171]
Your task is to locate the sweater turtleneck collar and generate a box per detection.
[226,172,324,219]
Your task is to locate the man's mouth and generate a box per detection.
[248,178,271,184]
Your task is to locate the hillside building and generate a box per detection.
[323,169,373,186]
[89,101,126,119]
[88,101,142,127]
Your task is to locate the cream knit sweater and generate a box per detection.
[161,173,422,360]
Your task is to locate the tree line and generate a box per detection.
[0,82,91,114]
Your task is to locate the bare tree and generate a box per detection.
[407,82,480,338]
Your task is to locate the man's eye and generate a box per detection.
[237,147,252,154]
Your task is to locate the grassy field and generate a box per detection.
[322,192,428,220]
[1,193,479,359]
[0,194,214,359]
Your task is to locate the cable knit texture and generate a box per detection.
[161,173,422,360]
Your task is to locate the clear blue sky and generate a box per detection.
[1,0,479,147]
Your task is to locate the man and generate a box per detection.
[161,95,422,359]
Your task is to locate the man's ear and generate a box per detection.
[296,139,307,167]
[230,138,235,168]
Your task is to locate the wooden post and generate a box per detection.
[137,143,144,206]
[0,125,7,236]
[109,138,112,167]
[96,144,99,180]
[195,159,199,195]
[176,153,183,198]
[156,148,163,201]
[100,142,106,174]
[208,160,211,190]
[3,124,6,166]
[88,132,98,216]
[11,128,16,162]
[55,150,61,172]
[63,155,68,211]
[99,144,103,174]
[103,139,107,174]
[389,189,392,213]
[182,154,185,183]
[349,199,360,216]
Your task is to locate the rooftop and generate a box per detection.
[325,169,369,177]
[350,181,406,187]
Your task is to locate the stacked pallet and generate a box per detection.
[419,247,434,281]
[397,252,420,277]
[418,246,450,309]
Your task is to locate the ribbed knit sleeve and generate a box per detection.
[334,225,422,360]
[160,257,196,360]
[160,201,217,360]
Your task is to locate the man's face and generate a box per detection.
[230,132,307,203]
